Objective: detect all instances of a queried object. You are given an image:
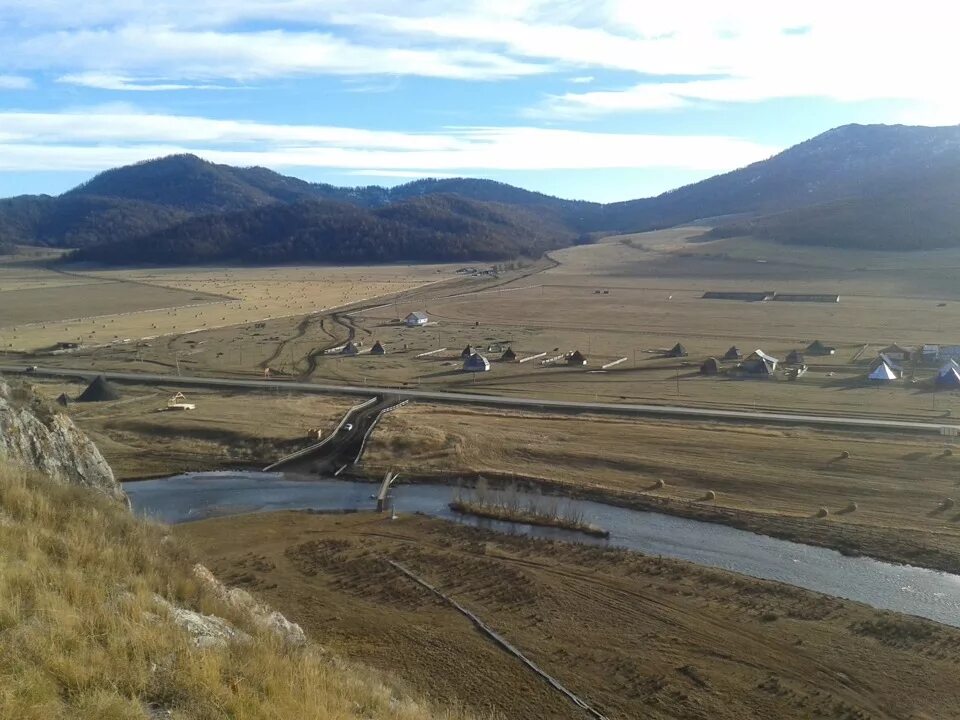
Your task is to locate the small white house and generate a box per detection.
[404,311,429,327]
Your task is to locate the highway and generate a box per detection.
[5,364,960,435]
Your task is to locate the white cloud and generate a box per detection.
[0,109,777,173]
[0,74,33,89]
[7,25,546,83]
[57,72,233,91]
[0,0,954,117]
[568,76,593,84]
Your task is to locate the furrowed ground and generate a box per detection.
[179,510,960,720]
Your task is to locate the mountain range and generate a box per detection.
[3,123,960,264]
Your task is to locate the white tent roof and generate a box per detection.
[869,362,898,381]
[938,359,960,377]
[749,349,778,363]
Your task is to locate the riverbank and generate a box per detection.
[360,466,960,576]
[176,510,960,720]
[363,404,960,575]
[448,498,609,538]
[52,382,960,574]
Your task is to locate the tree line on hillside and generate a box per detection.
[70,195,578,265]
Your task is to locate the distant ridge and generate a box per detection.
[4,123,960,260]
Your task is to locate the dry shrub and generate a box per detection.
[0,464,477,720]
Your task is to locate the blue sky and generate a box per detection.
[0,1,954,202]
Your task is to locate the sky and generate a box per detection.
[0,0,956,202]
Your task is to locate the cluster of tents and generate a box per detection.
[867,354,960,387]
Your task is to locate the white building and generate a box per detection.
[404,311,429,327]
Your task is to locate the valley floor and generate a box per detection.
[179,510,960,720]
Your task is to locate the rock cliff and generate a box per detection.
[0,378,122,500]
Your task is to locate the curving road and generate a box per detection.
[4,364,960,435]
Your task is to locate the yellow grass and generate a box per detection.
[2,262,457,352]
[0,463,475,720]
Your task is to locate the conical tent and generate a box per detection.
[786,350,804,364]
[868,362,898,381]
[700,357,721,375]
[937,367,960,387]
[370,341,386,355]
[723,346,742,360]
[341,341,359,356]
[938,359,960,377]
[56,392,71,406]
[667,343,687,357]
[567,350,587,366]
[77,375,120,402]
[461,345,475,359]
[463,353,490,372]
[500,347,516,362]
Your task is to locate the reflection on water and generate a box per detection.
[125,471,960,628]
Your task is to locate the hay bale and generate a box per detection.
[815,507,830,518]
[943,448,953,457]
[839,450,850,459]
[844,500,858,513]
[941,497,955,510]
[654,479,665,489]
[699,490,716,502]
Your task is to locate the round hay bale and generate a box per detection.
[943,448,954,457]
[815,507,829,518]
[699,490,716,502]
[839,450,850,459]
[654,479,665,489]
[844,501,858,513]
[941,497,955,510]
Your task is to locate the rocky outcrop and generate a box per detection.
[151,594,252,649]
[0,378,122,500]
[192,564,308,647]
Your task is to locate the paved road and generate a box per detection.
[4,364,959,434]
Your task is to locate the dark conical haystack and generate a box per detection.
[56,392,71,406]
[77,375,120,402]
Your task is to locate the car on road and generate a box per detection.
[342,423,354,432]
[25,366,37,373]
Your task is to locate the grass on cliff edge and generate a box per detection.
[0,464,475,720]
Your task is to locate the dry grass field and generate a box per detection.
[0,258,459,353]
[14,230,960,421]
[365,403,960,571]
[29,380,356,479]
[179,510,960,720]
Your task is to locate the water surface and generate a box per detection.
[125,471,960,628]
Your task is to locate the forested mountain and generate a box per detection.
[4,123,960,261]
[71,195,577,265]
[64,154,324,212]
[0,194,189,248]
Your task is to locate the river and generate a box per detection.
[125,471,960,628]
